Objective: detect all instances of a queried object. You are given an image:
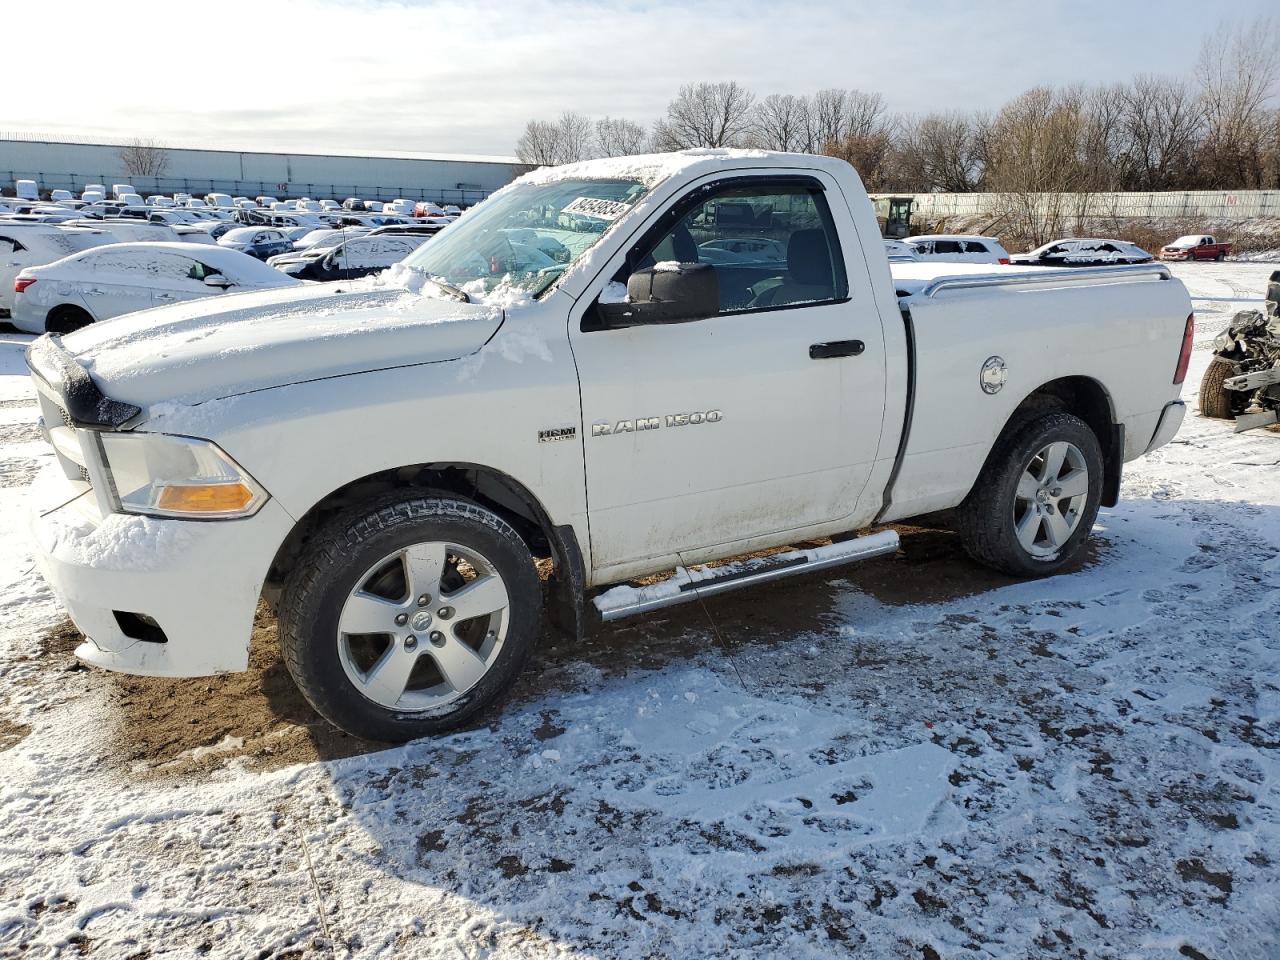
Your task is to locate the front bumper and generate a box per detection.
[28,462,294,677]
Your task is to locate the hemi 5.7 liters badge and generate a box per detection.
[538,426,577,443]
[591,410,723,437]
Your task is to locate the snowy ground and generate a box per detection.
[1,263,1278,959]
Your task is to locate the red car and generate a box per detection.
[1160,235,1232,262]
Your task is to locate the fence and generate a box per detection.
[2,171,494,206]
[882,191,1280,222]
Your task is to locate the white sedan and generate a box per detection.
[11,242,301,335]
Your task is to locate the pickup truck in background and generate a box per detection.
[1159,235,1232,261]
[25,150,1194,741]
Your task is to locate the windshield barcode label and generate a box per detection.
[561,197,630,221]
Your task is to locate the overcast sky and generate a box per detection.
[5,0,1276,160]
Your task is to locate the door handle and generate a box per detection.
[85,288,106,296]
[809,340,864,359]
[155,293,176,300]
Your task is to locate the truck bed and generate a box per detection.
[878,261,1191,523]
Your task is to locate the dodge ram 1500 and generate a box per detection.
[25,150,1193,740]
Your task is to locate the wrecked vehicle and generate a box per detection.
[26,150,1193,741]
[1199,269,1280,431]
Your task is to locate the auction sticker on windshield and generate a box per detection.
[562,196,631,221]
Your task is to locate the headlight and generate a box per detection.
[99,433,267,518]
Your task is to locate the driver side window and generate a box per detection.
[624,180,848,314]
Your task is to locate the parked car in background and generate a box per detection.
[192,221,237,240]
[905,234,1010,265]
[0,224,112,315]
[11,242,302,334]
[15,180,39,201]
[368,223,444,238]
[696,237,787,264]
[255,196,278,207]
[267,233,427,280]
[50,190,74,203]
[291,227,371,251]
[69,219,192,244]
[149,210,202,225]
[217,227,293,260]
[884,239,918,261]
[171,226,218,245]
[1159,235,1232,262]
[1009,239,1153,267]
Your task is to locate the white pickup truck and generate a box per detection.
[25,150,1194,741]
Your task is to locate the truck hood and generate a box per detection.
[59,282,502,408]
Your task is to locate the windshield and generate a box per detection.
[400,177,647,298]
[1171,236,1203,247]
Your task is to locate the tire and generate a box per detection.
[46,305,93,335]
[1216,252,1226,262]
[1198,357,1237,419]
[279,495,542,742]
[954,412,1104,577]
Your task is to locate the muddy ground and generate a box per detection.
[22,522,1046,777]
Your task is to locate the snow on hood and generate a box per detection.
[60,280,502,409]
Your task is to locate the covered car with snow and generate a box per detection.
[1009,238,1153,267]
[11,242,302,334]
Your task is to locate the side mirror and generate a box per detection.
[596,262,718,328]
[204,274,232,289]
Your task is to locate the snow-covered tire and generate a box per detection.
[1198,357,1236,420]
[279,495,542,742]
[953,412,1104,577]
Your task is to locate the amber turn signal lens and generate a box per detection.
[155,482,256,514]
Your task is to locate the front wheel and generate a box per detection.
[954,412,1104,577]
[279,495,542,741]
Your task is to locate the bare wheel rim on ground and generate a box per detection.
[336,541,510,711]
[1012,440,1089,559]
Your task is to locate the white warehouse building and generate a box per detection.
[0,135,521,206]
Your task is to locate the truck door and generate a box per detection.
[569,173,887,572]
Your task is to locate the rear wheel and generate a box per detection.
[280,495,542,741]
[954,413,1103,577]
[1198,357,1237,419]
[46,304,93,335]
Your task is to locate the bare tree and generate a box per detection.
[1116,75,1205,190]
[594,117,648,157]
[653,81,756,149]
[844,90,889,139]
[1195,17,1280,188]
[751,93,810,152]
[984,87,1096,245]
[515,112,594,167]
[118,138,169,178]
[893,111,987,192]
[825,128,895,191]
[515,120,561,166]
[804,88,848,152]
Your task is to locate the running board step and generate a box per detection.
[592,530,900,622]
